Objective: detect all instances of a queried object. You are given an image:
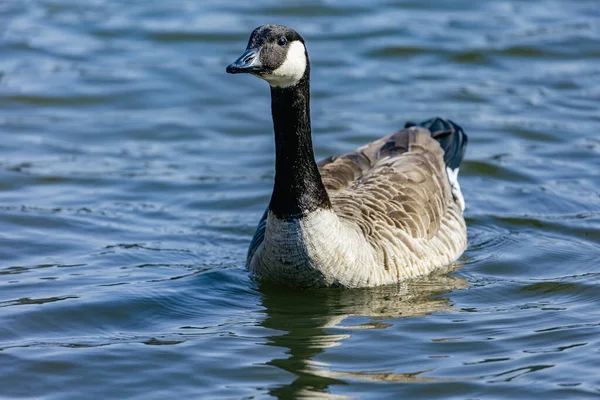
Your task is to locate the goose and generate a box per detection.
[226,24,467,288]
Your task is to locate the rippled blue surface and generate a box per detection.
[1,1,600,398]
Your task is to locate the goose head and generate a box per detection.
[226,24,309,88]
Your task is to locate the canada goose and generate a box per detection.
[226,24,467,288]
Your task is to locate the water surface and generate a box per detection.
[1,0,600,398]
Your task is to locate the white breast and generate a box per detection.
[248,209,380,287]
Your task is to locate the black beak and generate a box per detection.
[226,48,263,74]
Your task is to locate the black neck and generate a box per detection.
[268,75,331,219]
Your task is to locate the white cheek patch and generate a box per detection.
[446,167,465,212]
[263,41,307,88]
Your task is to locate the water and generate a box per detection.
[1,0,599,398]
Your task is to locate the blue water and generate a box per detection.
[1,1,600,398]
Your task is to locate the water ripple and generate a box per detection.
[2,0,600,398]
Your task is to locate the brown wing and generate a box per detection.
[318,127,454,240]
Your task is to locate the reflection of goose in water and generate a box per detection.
[258,268,468,398]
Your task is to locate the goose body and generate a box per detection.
[227,25,467,288]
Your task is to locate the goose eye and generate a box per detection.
[277,37,287,46]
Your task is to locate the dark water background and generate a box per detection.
[1,1,600,398]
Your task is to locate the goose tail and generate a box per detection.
[405,117,468,170]
[405,117,467,211]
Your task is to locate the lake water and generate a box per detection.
[1,0,599,398]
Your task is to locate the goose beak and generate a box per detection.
[226,48,263,74]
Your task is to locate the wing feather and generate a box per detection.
[318,127,455,242]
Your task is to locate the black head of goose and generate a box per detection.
[227,24,468,288]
